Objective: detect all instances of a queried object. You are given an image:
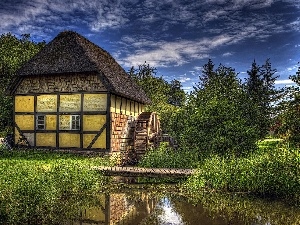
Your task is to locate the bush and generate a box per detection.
[0,150,112,224]
[185,145,300,204]
[139,143,199,169]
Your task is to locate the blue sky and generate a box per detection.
[1,0,299,92]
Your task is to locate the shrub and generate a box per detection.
[0,150,112,224]
[185,145,300,204]
[139,143,199,169]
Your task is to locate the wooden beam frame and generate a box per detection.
[87,123,107,149]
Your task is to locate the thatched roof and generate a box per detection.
[15,31,150,104]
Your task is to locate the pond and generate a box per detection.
[69,184,300,225]
[1,180,299,224]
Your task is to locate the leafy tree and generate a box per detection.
[129,63,170,106]
[245,59,279,139]
[168,79,186,106]
[199,58,215,88]
[171,61,259,156]
[129,62,186,133]
[277,63,300,145]
[0,33,45,134]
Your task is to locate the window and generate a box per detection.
[36,115,45,130]
[71,115,80,130]
[59,115,81,130]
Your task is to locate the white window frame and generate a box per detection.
[36,115,45,130]
[71,115,80,130]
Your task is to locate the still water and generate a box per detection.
[70,185,300,225]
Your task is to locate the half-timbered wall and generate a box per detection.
[14,92,109,150]
[110,94,144,153]
[13,73,110,151]
[13,73,146,152]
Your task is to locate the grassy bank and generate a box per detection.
[0,150,114,224]
[139,140,300,205]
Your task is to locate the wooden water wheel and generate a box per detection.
[134,112,161,161]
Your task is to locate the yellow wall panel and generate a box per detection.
[59,133,80,148]
[116,97,121,114]
[59,94,81,112]
[83,115,106,131]
[15,96,34,112]
[36,133,56,147]
[14,128,21,144]
[59,115,71,130]
[121,98,126,114]
[110,95,116,113]
[134,102,138,117]
[130,101,134,116]
[15,115,34,130]
[14,129,34,146]
[83,130,106,149]
[83,94,107,111]
[37,95,57,112]
[46,115,56,130]
[125,100,130,115]
[140,104,144,113]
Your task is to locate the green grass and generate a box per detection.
[186,147,299,199]
[139,142,199,169]
[0,140,299,223]
[139,140,300,205]
[0,150,114,224]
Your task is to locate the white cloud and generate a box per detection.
[193,66,203,71]
[119,34,237,67]
[222,52,233,57]
[90,0,129,31]
[233,0,274,8]
[0,0,132,34]
[289,18,300,32]
[1,0,298,72]
[284,0,300,8]
[287,65,299,71]
[118,18,286,68]
[275,79,295,85]
[179,76,191,83]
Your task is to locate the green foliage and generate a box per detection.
[276,64,300,146]
[168,79,186,106]
[170,61,259,156]
[138,139,300,204]
[245,59,279,139]
[0,95,13,136]
[129,62,186,133]
[139,142,199,169]
[0,150,113,224]
[184,142,300,204]
[0,33,45,133]
[0,33,45,90]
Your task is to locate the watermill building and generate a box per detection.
[8,31,158,160]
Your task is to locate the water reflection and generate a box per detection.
[2,183,298,224]
[71,192,156,225]
[70,188,300,225]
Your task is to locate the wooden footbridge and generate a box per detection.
[94,166,196,178]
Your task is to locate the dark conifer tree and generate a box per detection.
[245,59,279,139]
[168,79,186,106]
[199,59,215,88]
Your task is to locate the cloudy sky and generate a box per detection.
[1,0,299,91]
